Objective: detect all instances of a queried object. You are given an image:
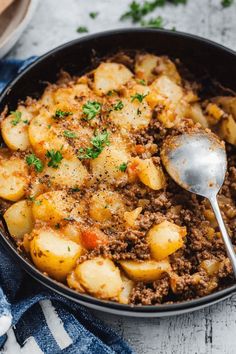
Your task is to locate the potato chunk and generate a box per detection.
[147,220,186,261]
[218,115,236,145]
[32,191,74,223]
[89,190,125,222]
[0,157,28,201]
[44,157,88,188]
[120,259,171,282]
[94,63,133,95]
[28,111,71,158]
[188,103,209,128]
[30,228,82,281]
[151,75,183,105]
[200,259,220,276]
[109,97,151,131]
[124,207,142,227]
[213,96,236,118]
[75,257,122,299]
[118,274,134,304]
[136,158,166,190]
[4,200,34,239]
[91,145,129,184]
[1,107,32,151]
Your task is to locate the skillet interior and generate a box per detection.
[0,28,236,316]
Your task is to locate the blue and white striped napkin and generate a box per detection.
[0,58,134,354]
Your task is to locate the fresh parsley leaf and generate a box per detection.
[113,100,124,111]
[82,101,101,120]
[53,109,72,119]
[89,11,99,18]
[131,93,147,103]
[46,149,63,168]
[138,79,146,85]
[78,130,110,160]
[119,162,128,172]
[141,16,164,28]
[77,26,89,33]
[11,111,22,126]
[26,154,44,172]
[221,0,233,6]
[120,0,187,22]
[63,130,77,138]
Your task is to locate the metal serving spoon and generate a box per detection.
[161,131,236,277]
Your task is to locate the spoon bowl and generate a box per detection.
[161,131,227,199]
[161,130,236,277]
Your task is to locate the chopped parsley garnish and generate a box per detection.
[78,130,110,160]
[55,223,61,229]
[53,109,72,119]
[68,246,71,251]
[82,101,101,120]
[63,130,77,138]
[119,162,128,172]
[47,124,51,129]
[34,200,42,206]
[107,90,117,96]
[120,0,187,22]
[113,100,124,111]
[141,16,164,28]
[221,0,233,6]
[138,79,146,85]
[11,111,22,126]
[131,93,147,103]
[77,26,89,33]
[28,195,35,202]
[46,149,63,168]
[89,11,99,18]
[26,154,44,172]
[70,187,80,192]
[23,119,29,124]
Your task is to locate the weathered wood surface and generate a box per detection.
[4,0,236,353]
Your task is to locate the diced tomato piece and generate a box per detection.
[80,228,108,250]
[135,145,145,154]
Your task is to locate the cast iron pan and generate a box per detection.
[0,28,236,317]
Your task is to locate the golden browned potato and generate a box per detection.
[123,207,142,228]
[118,274,134,304]
[147,220,186,261]
[218,115,236,145]
[200,259,220,276]
[136,158,166,190]
[75,257,123,299]
[109,97,152,131]
[188,103,209,128]
[93,63,133,95]
[4,200,34,239]
[91,144,129,184]
[89,189,125,222]
[44,156,88,188]
[120,259,171,282]
[135,54,181,84]
[0,157,28,201]
[32,191,73,223]
[1,106,32,151]
[30,228,82,281]
[213,96,236,118]
[151,75,183,106]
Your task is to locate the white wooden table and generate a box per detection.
[3,0,236,353]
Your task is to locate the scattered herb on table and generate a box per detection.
[113,100,124,111]
[77,26,89,33]
[120,0,187,23]
[10,111,22,126]
[221,0,233,6]
[119,162,128,172]
[46,149,63,168]
[78,130,110,159]
[141,16,164,28]
[26,154,44,172]
[63,130,77,138]
[131,93,147,103]
[89,12,99,18]
[53,109,72,119]
[82,101,101,120]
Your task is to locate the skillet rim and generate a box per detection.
[0,27,236,316]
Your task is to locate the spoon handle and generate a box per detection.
[209,196,236,278]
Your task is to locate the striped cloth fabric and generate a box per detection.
[0,58,134,354]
